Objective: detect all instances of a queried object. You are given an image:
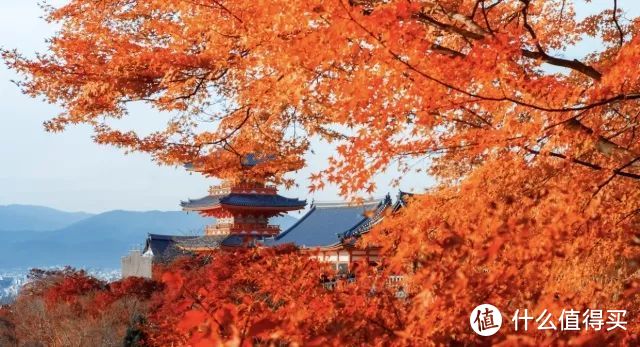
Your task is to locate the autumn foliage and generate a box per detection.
[3,251,405,346]
[147,246,404,346]
[5,268,159,346]
[5,0,640,345]
[3,240,639,345]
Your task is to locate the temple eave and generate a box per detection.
[181,205,222,212]
[182,204,304,212]
[177,246,220,252]
[219,204,305,211]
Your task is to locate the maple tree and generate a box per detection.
[7,268,160,346]
[5,0,640,345]
[3,253,405,346]
[147,247,405,346]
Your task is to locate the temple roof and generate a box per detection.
[144,233,239,261]
[262,199,386,248]
[174,235,231,249]
[144,234,195,262]
[240,153,275,167]
[145,192,412,260]
[392,191,415,213]
[340,194,393,240]
[181,193,306,211]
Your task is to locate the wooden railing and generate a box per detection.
[387,275,404,283]
[321,275,407,297]
[205,224,280,235]
[209,184,278,195]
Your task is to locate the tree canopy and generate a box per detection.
[5,0,640,345]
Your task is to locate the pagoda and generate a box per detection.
[181,155,306,242]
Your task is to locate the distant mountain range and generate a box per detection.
[0,205,92,232]
[0,205,297,270]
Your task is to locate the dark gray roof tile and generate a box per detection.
[263,200,382,248]
[181,193,306,210]
[144,234,197,262]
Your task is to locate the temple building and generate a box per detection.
[121,154,412,278]
[179,182,306,247]
[122,192,411,278]
[261,196,392,273]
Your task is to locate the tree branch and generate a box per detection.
[524,147,640,180]
[342,0,640,113]
[413,12,485,40]
[430,44,465,58]
[415,1,603,81]
[520,49,602,81]
[613,0,625,48]
[589,155,640,204]
[520,0,602,81]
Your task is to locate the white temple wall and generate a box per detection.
[121,250,153,279]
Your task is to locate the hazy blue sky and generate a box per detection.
[0,1,638,213]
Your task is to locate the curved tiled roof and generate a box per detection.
[340,195,393,240]
[144,234,197,262]
[176,235,232,249]
[144,233,243,261]
[181,193,306,211]
[263,199,383,248]
[392,191,415,213]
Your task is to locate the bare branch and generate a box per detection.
[613,0,625,47]
[430,44,465,58]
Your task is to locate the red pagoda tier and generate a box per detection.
[181,155,306,239]
[181,182,305,237]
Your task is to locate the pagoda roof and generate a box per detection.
[263,199,386,248]
[181,193,306,211]
[240,153,275,167]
